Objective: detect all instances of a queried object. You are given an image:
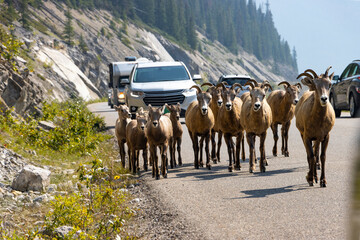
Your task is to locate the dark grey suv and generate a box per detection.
[330,60,360,118]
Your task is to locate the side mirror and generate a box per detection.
[333,75,339,81]
[120,78,130,84]
[193,74,202,81]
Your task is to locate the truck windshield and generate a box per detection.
[133,66,190,83]
[221,78,249,86]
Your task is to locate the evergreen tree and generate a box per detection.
[79,34,88,53]
[63,9,75,46]
[19,0,31,30]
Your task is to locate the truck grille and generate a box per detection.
[143,90,185,106]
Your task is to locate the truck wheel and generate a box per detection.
[330,95,341,118]
[110,104,114,109]
[349,94,358,118]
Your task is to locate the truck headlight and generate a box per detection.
[117,92,125,99]
[130,91,144,97]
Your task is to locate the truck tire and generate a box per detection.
[350,94,358,118]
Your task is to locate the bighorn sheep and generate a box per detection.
[295,67,335,187]
[146,104,174,180]
[217,82,245,172]
[185,85,215,169]
[240,80,273,173]
[126,108,148,174]
[165,103,183,168]
[114,105,131,168]
[201,82,224,163]
[267,81,302,157]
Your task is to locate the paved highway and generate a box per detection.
[89,102,359,240]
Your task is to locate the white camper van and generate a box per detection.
[108,57,150,108]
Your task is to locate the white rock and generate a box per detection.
[11,165,51,192]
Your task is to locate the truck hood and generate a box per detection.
[130,80,196,92]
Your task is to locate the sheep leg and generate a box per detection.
[143,147,148,172]
[271,123,279,157]
[224,133,234,172]
[119,140,126,168]
[252,135,257,164]
[177,137,182,166]
[241,131,245,162]
[136,150,140,173]
[235,133,242,170]
[190,132,200,169]
[205,131,211,170]
[161,144,168,178]
[281,121,290,157]
[217,130,222,163]
[199,136,205,167]
[211,129,217,163]
[171,137,176,168]
[304,138,315,186]
[151,144,160,180]
[169,137,175,169]
[313,141,321,170]
[246,133,256,173]
[320,134,329,187]
[259,132,267,173]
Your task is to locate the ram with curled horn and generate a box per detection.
[240,79,273,173]
[267,80,302,157]
[199,82,225,163]
[185,85,215,170]
[295,67,335,187]
[217,80,246,171]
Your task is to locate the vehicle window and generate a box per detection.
[340,64,353,79]
[350,65,359,77]
[133,66,190,83]
[221,78,249,86]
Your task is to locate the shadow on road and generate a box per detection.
[92,109,115,113]
[231,184,309,199]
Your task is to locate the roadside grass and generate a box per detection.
[0,99,135,239]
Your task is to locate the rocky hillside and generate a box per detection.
[1,0,296,116]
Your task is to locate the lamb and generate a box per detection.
[164,103,183,168]
[146,104,174,180]
[126,107,148,174]
[114,105,131,168]
[201,82,224,163]
[267,81,302,157]
[217,82,245,172]
[240,80,273,173]
[185,85,215,170]
[295,67,335,187]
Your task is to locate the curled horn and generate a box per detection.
[190,85,202,93]
[324,66,332,77]
[216,82,226,90]
[248,79,259,87]
[262,83,273,91]
[231,83,243,91]
[201,82,214,88]
[297,72,313,80]
[278,81,290,88]
[244,81,254,90]
[304,69,318,78]
[295,83,302,89]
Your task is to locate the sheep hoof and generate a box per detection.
[317,164,321,170]
[178,161,183,166]
[235,166,241,171]
[195,165,199,169]
[260,167,266,173]
[199,162,204,167]
[249,169,254,173]
[164,173,168,178]
[320,180,327,188]
[212,158,218,164]
[156,175,160,180]
[206,164,211,170]
[314,177,318,184]
[228,166,233,172]
[285,152,289,157]
[308,182,313,186]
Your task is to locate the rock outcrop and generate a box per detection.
[11,165,51,192]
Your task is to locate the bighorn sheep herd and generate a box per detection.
[114,66,336,187]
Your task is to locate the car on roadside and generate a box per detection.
[124,61,200,118]
[218,74,251,96]
[330,60,360,118]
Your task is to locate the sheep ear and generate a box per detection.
[177,102,181,111]
[160,105,166,114]
[301,77,314,89]
[138,107,144,115]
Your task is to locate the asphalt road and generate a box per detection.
[89,102,359,240]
